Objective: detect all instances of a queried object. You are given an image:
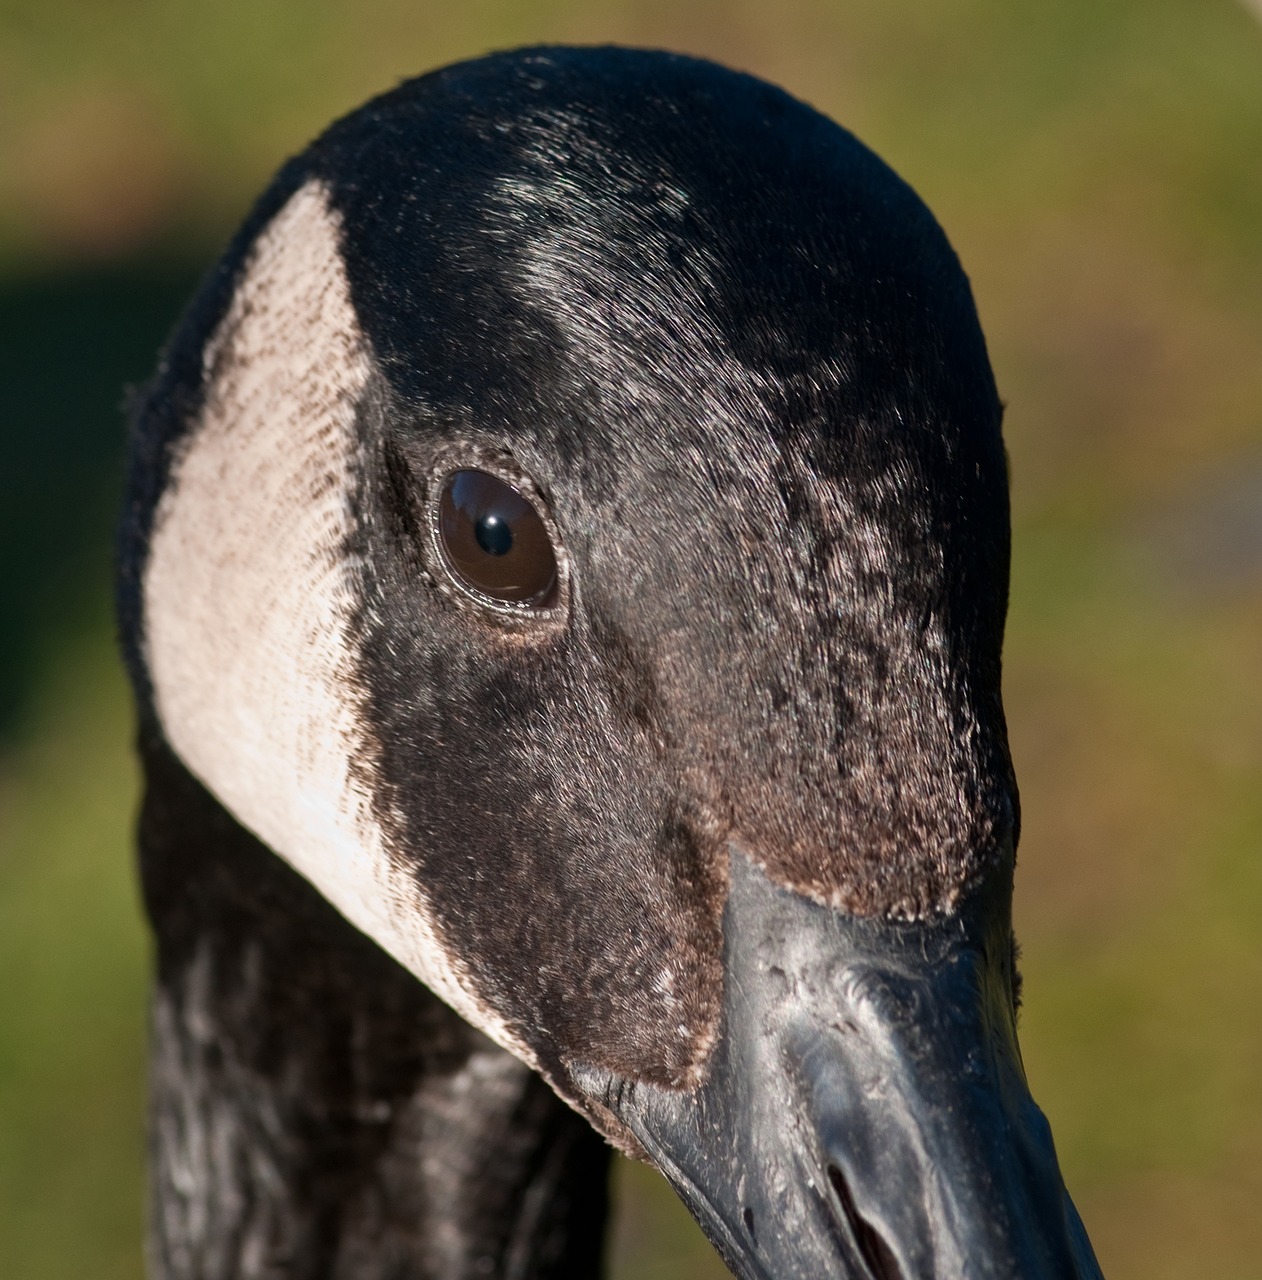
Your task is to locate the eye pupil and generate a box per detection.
[436,469,559,607]
[475,514,513,556]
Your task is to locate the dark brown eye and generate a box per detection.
[436,469,558,606]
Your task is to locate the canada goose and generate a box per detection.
[117,45,1104,1280]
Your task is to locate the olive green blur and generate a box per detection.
[2,3,1260,1277]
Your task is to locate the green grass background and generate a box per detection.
[2,2,1261,1276]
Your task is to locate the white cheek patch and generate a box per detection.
[143,180,532,1067]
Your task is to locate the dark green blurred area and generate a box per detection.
[2,2,1260,1276]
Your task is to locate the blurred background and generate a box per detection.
[2,1,1260,1277]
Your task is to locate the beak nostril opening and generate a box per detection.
[826,1164,903,1280]
[742,1206,756,1243]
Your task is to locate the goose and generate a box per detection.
[116,45,1104,1280]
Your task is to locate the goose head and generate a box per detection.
[119,45,1102,1280]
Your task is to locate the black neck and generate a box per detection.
[136,729,610,1280]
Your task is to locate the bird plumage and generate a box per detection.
[119,45,1101,1280]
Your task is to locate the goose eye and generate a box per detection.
[436,469,558,606]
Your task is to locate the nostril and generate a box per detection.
[742,1206,756,1243]
[826,1164,903,1280]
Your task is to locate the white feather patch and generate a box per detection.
[143,180,532,1066]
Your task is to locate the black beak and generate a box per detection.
[576,849,1103,1279]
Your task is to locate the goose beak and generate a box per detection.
[576,849,1103,1280]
